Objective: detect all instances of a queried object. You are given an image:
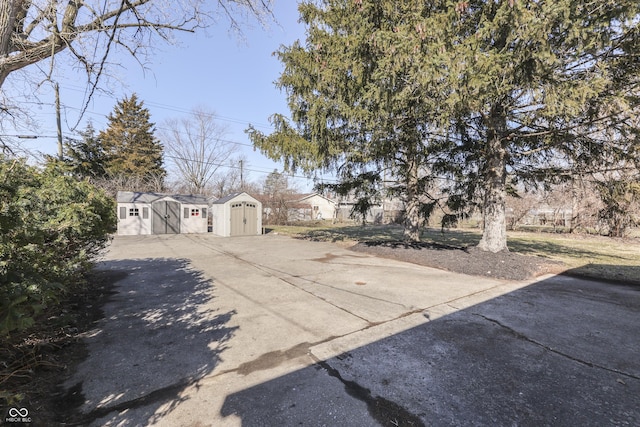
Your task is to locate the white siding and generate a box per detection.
[210,203,229,237]
[117,203,152,235]
[304,194,336,220]
[179,203,209,234]
[116,196,209,235]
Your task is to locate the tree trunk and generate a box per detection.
[0,1,16,56]
[477,108,509,253]
[403,195,421,241]
[403,147,421,242]
[0,0,72,89]
[0,0,19,87]
[568,176,579,232]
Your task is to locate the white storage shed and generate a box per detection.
[117,191,209,235]
[210,192,262,237]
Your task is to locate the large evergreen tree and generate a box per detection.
[250,0,640,251]
[430,0,640,251]
[248,1,452,241]
[100,94,165,186]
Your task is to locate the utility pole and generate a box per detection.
[55,82,63,160]
[239,159,244,190]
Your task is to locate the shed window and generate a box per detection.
[142,207,149,219]
[191,209,200,217]
[129,208,139,217]
[119,207,126,219]
[184,207,189,219]
[202,208,207,219]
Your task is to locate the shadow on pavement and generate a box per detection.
[58,258,236,426]
[221,269,639,426]
[561,263,640,287]
[359,240,465,251]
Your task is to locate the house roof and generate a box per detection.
[116,191,208,205]
[296,193,337,204]
[252,193,338,204]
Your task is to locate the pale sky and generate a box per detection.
[2,1,327,191]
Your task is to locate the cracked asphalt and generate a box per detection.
[58,234,639,426]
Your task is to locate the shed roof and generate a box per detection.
[169,194,209,204]
[117,191,208,205]
[211,192,259,205]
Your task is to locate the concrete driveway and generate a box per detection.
[58,234,639,426]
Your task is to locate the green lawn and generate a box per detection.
[267,222,640,284]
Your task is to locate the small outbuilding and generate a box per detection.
[116,191,209,235]
[210,192,262,237]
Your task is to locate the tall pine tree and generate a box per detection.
[429,0,640,251]
[100,94,165,186]
[248,2,452,241]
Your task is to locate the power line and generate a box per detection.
[162,152,336,183]
[6,86,329,181]
[57,83,276,129]
[0,134,58,139]
[17,100,269,150]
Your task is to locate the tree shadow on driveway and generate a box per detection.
[58,258,236,426]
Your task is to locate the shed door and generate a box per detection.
[152,201,180,234]
[244,202,257,235]
[230,201,257,236]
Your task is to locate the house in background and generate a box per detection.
[116,191,209,235]
[257,191,403,224]
[290,193,338,221]
[334,198,385,224]
[210,192,263,237]
[333,193,405,224]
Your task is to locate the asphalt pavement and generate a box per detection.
[54,233,639,426]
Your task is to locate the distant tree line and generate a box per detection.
[504,177,640,237]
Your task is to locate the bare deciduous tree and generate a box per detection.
[209,155,249,198]
[262,169,298,225]
[211,165,241,198]
[161,106,237,194]
[506,191,540,231]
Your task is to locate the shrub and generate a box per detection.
[0,157,116,336]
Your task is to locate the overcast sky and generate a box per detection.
[2,1,327,191]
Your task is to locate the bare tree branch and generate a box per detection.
[161,106,238,194]
[0,0,275,124]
